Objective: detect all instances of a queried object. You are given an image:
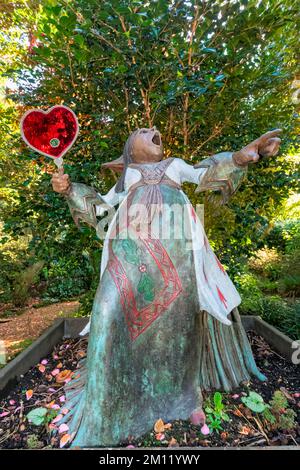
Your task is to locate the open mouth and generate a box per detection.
[152,132,161,146]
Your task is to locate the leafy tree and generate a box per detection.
[0,0,299,307]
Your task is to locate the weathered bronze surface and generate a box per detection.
[51,128,281,447]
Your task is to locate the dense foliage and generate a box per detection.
[0,1,299,331]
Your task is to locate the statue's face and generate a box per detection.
[131,127,163,163]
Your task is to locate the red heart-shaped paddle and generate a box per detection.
[20,105,79,161]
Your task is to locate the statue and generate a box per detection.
[51,127,281,447]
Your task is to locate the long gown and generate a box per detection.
[60,153,265,447]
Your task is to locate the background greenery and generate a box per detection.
[0,0,299,337]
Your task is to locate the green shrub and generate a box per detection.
[41,255,94,302]
[13,261,45,306]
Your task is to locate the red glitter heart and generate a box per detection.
[20,105,79,159]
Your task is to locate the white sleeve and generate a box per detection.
[176,158,206,184]
[96,185,126,216]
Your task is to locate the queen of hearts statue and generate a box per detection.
[51,126,281,447]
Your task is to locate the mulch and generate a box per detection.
[0,332,299,449]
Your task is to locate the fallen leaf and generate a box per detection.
[19,424,26,431]
[25,389,33,400]
[46,400,56,408]
[56,370,72,383]
[168,437,178,447]
[154,418,165,433]
[57,362,63,369]
[239,425,251,435]
[233,408,243,417]
[58,423,69,434]
[76,350,86,360]
[221,432,228,441]
[154,418,171,433]
[60,433,71,448]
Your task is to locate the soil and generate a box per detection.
[0,331,299,449]
[0,300,79,362]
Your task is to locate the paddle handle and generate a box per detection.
[54,156,64,169]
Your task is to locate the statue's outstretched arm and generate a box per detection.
[194,129,282,203]
[51,168,125,229]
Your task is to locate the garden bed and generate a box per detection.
[0,319,299,449]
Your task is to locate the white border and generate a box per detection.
[20,105,79,164]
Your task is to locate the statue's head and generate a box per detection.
[113,127,163,192]
[130,127,163,163]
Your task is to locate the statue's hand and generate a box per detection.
[51,167,71,195]
[232,129,282,167]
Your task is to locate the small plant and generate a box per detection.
[241,391,269,413]
[26,434,44,449]
[269,391,297,431]
[205,392,230,433]
[27,407,57,427]
[241,390,297,432]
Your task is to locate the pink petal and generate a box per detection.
[200,424,210,435]
[38,365,46,373]
[64,377,71,384]
[58,423,69,434]
[0,411,10,417]
[48,388,56,393]
[41,359,48,365]
[51,404,61,410]
[9,400,15,405]
[294,393,300,398]
[51,413,63,424]
[61,408,69,415]
[48,423,57,430]
[53,354,59,360]
[232,394,240,399]
[51,369,59,376]
[190,408,206,426]
[126,445,135,449]
[155,433,165,441]
[59,395,65,403]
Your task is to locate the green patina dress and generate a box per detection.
[60,154,265,447]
